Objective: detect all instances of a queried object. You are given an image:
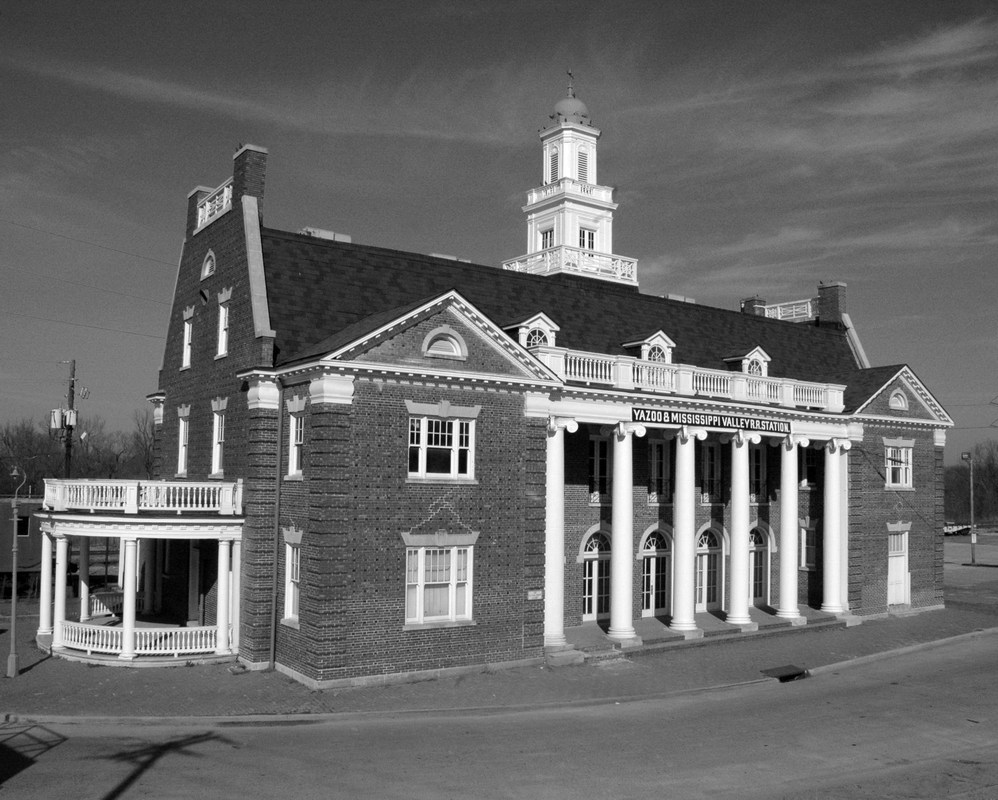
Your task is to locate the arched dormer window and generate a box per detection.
[201,250,216,280]
[889,389,909,411]
[422,326,468,361]
[647,345,668,363]
[747,359,764,377]
[525,328,548,348]
[724,346,771,377]
[624,332,676,364]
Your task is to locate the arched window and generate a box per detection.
[695,530,721,611]
[422,327,468,361]
[889,389,909,411]
[747,358,763,376]
[641,531,670,616]
[201,251,216,280]
[525,328,548,348]
[647,344,668,363]
[582,532,610,620]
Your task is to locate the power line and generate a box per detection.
[3,310,166,340]
[0,217,176,266]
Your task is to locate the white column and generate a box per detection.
[670,427,705,632]
[777,436,808,620]
[117,540,126,588]
[52,536,69,649]
[726,431,757,627]
[79,537,91,622]
[544,417,577,647]
[38,530,53,636]
[821,439,851,614]
[155,541,165,613]
[142,539,155,614]
[120,538,138,659]
[216,539,231,654]
[608,422,645,641]
[230,539,242,652]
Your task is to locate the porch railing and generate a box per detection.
[61,621,223,657]
[533,347,845,412]
[43,479,243,516]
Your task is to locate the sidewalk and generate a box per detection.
[2,542,996,724]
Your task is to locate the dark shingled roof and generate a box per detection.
[261,229,860,384]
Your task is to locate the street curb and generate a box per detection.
[6,627,998,728]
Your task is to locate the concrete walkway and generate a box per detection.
[2,539,996,725]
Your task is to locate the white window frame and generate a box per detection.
[177,411,189,476]
[288,413,304,476]
[408,417,475,480]
[181,318,193,369]
[216,302,229,357]
[884,439,913,489]
[579,227,595,250]
[800,525,816,571]
[649,439,673,505]
[211,409,225,475]
[540,228,554,250]
[405,546,472,624]
[285,542,301,621]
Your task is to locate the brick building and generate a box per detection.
[36,89,951,685]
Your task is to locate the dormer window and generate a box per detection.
[724,346,771,377]
[509,313,559,349]
[647,345,668,363]
[525,329,548,348]
[624,332,676,364]
[422,326,468,361]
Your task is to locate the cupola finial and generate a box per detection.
[567,70,575,98]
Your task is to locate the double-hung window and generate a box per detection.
[285,543,300,620]
[579,227,595,250]
[749,446,766,503]
[408,417,474,479]
[649,439,673,505]
[289,413,304,476]
[884,439,913,489]
[800,525,817,570]
[181,307,194,369]
[216,302,229,357]
[541,229,554,250]
[405,546,472,624]
[177,407,190,476]
[589,436,611,504]
[700,441,721,504]
[210,397,227,476]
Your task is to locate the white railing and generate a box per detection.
[196,179,233,228]
[502,245,638,285]
[530,347,845,412]
[764,298,816,322]
[43,479,243,516]
[90,590,127,617]
[62,621,221,657]
[526,179,614,206]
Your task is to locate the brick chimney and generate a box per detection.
[817,281,846,327]
[741,296,767,316]
[232,144,268,212]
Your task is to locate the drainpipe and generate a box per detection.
[268,381,285,670]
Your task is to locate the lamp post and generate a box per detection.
[7,465,26,678]
[961,452,976,566]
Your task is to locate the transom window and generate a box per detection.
[408,417,474,479]
[406,546,472,624]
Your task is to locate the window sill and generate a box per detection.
[209,471,225,480]
[280,617,300,630]
[406,476,478,486]
[214,352,228,360]
[180,365,191,372]
[885,486,915,492]
[404,619,476,632]
[175,472,187,479]
[284,473,303,482]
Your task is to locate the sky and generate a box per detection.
[1,0,995,464]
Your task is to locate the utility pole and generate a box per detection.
[64,359,75,479]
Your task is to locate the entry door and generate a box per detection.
[887,532,909,605]
[695,531,720,612]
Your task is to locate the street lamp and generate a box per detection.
[7,465,27,678]
[961,452,976,566]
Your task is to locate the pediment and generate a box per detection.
[854,366,952,425]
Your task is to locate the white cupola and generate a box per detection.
[502,76,638,287]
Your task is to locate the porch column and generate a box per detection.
[777,435,808,620]
[670,426,705,632]
[545,417,577,648]
[230,539,242,652]
[607,422,645,642]
[216,539,231,654]
[155,541,165,613]
[821,439,851,614]
[52,535,69,649]
[79,537,91,622]
[120,538,138,660]
[38,530,53,636]
[142,539,155,614]
[726,431,759,628]
[117,540,126,588]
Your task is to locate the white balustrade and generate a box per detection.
[196,180,233,228]
[502,245,638,285]
[43,478,244,515]
[61,621,222,657]
[764,298,816,322]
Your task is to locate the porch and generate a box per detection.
[35,478,244,664]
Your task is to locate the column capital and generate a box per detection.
[677,425,708,444]
[721,430,761,446]
[771,433,810,450]
[547,416,579,435]
[601,421,646,440]
[825,437,852,453]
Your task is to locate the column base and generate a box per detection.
[607,634,643,649]
[118,652,137,661]
[669,620,700,634]
[731,621,759,632]
[778,615,807,627]
[544,634,568,648]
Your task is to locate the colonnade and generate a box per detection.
[37,533,240,659]
[543,419,852,647]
